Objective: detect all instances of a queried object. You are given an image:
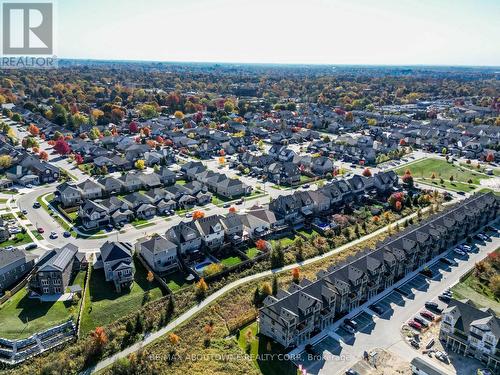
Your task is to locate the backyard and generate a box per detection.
[236,321,297,375]
[163,271,192,293]
[80,258,166,335]
[0,271,85,339]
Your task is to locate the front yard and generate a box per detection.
[80,258,165,335]
[0,232,33,248]
[0,271,85,339]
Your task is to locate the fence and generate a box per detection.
[0,269,34,305]
[75,266,91,338]
[135,253,171,294]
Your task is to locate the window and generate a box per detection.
[55,287,62,293]
[43,287,49,294]
[41,279,49,286]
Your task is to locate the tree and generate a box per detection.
[129,121,139,133]
[345,112,353,122]
[53,139,71,155]
[168,333,180,346]
[146,271,154,285]
[367,118,377,126]
[228,206,236,213]
[272,275,278,296]
[261,282,272,296]
[255,239,267,251]
[486,152,494,163]
[195,278,208,299]
[395,201,402,211]
[362,168,372,177]
[490,275,500,298]
[89,127,101,140]
[74,153,84,165]
[449,175,454,182]
[139,104,158,119]
[292,267,300,283]
[0,155,12,169]
[135,159,145,170]
[174,111,184,120]
[91,326,108,348]
[39,150,48,161]
[28,124,39,136]
[402,171,414,186]
[192,210,205,220]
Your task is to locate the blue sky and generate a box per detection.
[53,0,500,65]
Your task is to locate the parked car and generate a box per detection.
[25,184,33,189]
[453,248,466,256]
[223,203,231,208]
[413,316,428,328]
[425,302,442,313]
[345,369,359,375]
[185,212,192,218]
[21,209,28,215]
[37,227,44,233]
[50,232,58,239]
[236,199,244,205]
[33,202,41,208]
[63,231,71,238]
[302,184,310,189]
[344,318,358,330]
[408,320,422,330]
[371,305,384,314]
[420,310,434,321]
[25,243,37,250]
[426,338,435,349]
[410,339,420,349]
[342,323,355,334]
[438,294,451,303]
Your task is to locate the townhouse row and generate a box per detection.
[259,192,498,348]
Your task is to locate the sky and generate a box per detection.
[51,0,500,66]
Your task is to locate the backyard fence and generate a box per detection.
[0,269,34,306]
[135,253,172,294]
[75,266,91,338]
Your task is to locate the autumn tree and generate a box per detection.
[192,210,205,220]
[129,121,139,133]
[28,124,39,136]
[486,152,494,163]
[292,267,300,283]
[39,151,48,161]
[228,206,236,213]
[168,333,180,346]
[255,239,268,251]
[174,111,184,120]
[362,168,372,177]
[74,153,84,165]
[261,282,272,296]
[0,155,12,169]
[135,159,145,170]
[195,278,208,299]
[53,139,71,155]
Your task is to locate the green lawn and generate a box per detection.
[0,232,33,247]
[298,229,320,239]
[236,321,297,375]
[131,218,150,228]
[163,271,192,293]
[417,178,477,193]
[452,282,500,316]
[396,158,489,185]
[80,258,165,335]
[0,198,8,204]
[220,256,243,267]
[0,271,85,339]
[245,247,261,259]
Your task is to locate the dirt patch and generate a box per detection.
[349,348,412,375]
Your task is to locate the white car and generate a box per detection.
[453,248,466,256]
[9,228,21,234]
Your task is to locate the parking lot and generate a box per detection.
[294,335,341,372]
[351,311,376,333]
[396,274,430,298]
[370,290,406,318]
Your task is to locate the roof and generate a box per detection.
[410,357,446,375]
[0,247,26,269]
[138,235,177,254]
[37,244,78,272]
[99,241,133,263]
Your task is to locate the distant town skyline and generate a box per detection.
[53,0,499,66]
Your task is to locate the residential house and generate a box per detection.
[94,241,134,293]
[78,200,110,229]
[136,234,179,274]
[0,248,35,294]
[166,222,202,255]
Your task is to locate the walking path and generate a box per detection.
[89,195,465,373]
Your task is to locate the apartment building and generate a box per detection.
[259,192,498,348]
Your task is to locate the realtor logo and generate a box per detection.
[2,2,53,54]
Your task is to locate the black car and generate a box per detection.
[223,203,231,208]
[371,305,384,314]
[33,202,41,208]
[425,302,442,313]
[413,316,428,328]
[63,231,71,238]
[25,243,38,250]
[343,318,358,330]
[438,294,450,303]
[345,370,359,375]
[410,339,420,349]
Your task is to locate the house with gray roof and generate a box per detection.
[0,248,35,294]
[29,244,84,296]
[135,234,179,274]
[440,298,500,371]
[94,241,134,292]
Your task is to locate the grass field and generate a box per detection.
[0,271,85,339]
[220,256,243,267]
[237,321,297,375]
[452,282,500,315]
[80,258,165,335]
[396,158,489,185]
[163,271,192,293]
